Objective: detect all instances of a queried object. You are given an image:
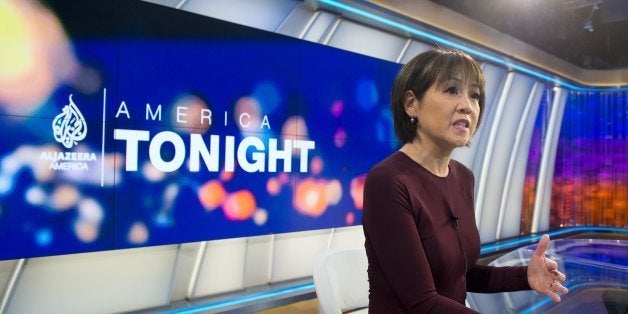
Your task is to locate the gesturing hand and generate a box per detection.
[527,234,568,302]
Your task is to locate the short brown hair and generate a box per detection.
[391,48,485,144]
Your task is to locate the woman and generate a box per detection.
[362,48,568,313]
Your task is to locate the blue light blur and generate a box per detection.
[166,282,315,314]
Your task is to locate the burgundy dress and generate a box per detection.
[363,151,530,313]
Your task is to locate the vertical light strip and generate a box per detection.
[0,258,26,313]
[166,244,182,302]
[242,237,250,288]
[326,228,335,250]
[298,11,321,39]
[267,234,275,283]
[321,17,342,45]
[186,241,208,299]
[395,38,412,63]
[101,88,107,187]
[475,72,514,229]
[175,0,187,10]
[531,88,568,233]
[495,82,543,239]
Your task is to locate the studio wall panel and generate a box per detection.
[275,3,318,38]
[192,238,247,297]
[329,225,365,250]
[532,88,568,233]
[520,89,554,234]
[181,0,298,32]
[327,19,407,62]
[0,259,17,309]
[472,72,514,231]
[477,73,535,243]
[168,242,202,302]
[6,246,178,314]
[302,11,338,42]
[497,82,544,239]
[452,63,507,170]
[270,229,330,283]
[243,235,274,287]
[398,40,435,63]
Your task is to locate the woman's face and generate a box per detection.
[406,75,481,150]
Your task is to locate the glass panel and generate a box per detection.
[469,239,628,313]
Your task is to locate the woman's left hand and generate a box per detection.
[527,234,569,302]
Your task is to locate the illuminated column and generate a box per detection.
[532,87,568,233]
[496,82,545,239]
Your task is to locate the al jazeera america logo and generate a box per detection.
[40,94,97,171]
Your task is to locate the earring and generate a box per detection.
[410,116,416,123]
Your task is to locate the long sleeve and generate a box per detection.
[363,164,477,313]
[466,264,531,293]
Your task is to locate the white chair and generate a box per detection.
[313,248,369,314]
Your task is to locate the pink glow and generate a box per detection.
[330,100,344,118]
[334,127,347,148]
[350,174,366,210]
[278,172,290,185]
[345,212,355,225]
[310,156,324,175]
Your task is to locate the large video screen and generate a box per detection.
[0,0,401,259]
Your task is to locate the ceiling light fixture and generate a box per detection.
[583,3,600,32]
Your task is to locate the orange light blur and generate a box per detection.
[128,222,149,244]
[198,180,226,211]
[325,179,342,206]
[223,190,257,221]
[0,0,78,114]
[50,184,79,211]
[294,178,328,217]
[220,167,235,181]
[266,177,281,196]
[74,220,98,243]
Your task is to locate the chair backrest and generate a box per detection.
[313,248,369,314]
